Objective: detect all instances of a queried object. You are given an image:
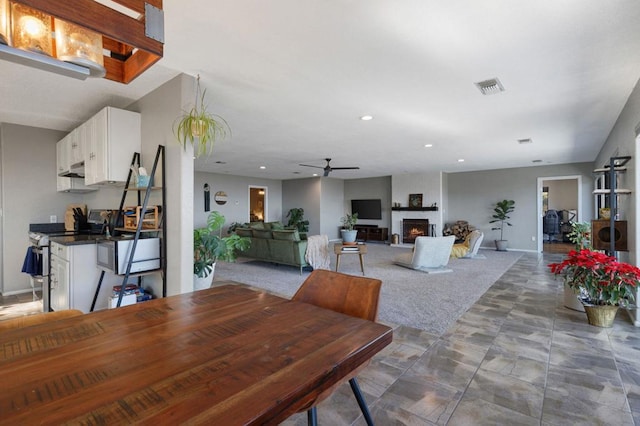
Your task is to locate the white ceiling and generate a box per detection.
[2,1,640,180]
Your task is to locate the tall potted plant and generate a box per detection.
[286,208,310,233]
[194,211,250,290]
[489,199,515,251]
[174,75,231,157]
[562,221,592,312]
[340,213,359,244]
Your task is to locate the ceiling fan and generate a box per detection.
[299,158,360,177]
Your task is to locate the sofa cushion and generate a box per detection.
[249,222,265,230]
[235,228,253,237]
[252,229,272,239]
[265,221,284,230]
[272,229,300,241]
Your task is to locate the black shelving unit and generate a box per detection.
[593,155,631,255]
[90,145,166,311]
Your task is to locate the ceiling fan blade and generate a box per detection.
[329,166,360,170]
[299,164,325,169]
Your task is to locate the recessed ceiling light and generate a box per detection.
[457,159,465,162]
[259,166,266,169]
[474,78,505,95]
[424,144,433,148]
[518,138,533,144]
[312,173,319,177]
[360,115,373,121]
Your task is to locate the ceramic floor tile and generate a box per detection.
[542,387,635,426]
[391,325,439,351]
[490,331,551,363]
[546,363,629,411]
[440,322,500,348]
[358,357,407,399]
[480,345,548,387]
[548,343,620,379]
[448,395,540,426]
[376,374,462,424]
[464,367,545,418]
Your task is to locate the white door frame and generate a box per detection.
[537,175,582,252]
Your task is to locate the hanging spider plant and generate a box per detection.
[174,75,231,157]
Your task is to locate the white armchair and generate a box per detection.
[393,236,455,273]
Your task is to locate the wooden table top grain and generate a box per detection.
[0,284,392,425]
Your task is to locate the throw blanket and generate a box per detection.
[305,235,330,270]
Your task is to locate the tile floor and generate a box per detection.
[3,254,639,425]
[283,252,640,425]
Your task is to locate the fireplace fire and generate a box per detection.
[402,219,429,243]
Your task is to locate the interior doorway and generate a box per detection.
[249,186,267,222]
[537,176,581,253]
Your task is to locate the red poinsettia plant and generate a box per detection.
[549,249,640,306]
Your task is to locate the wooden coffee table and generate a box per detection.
[334,243,367,275]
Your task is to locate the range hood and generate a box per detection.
[58,161,85,178]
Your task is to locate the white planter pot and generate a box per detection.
[563,283,585,312]
[341,229,358,244]
[193,263,215,291]
[495,240,508,251]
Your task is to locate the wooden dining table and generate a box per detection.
[0,283,392,425]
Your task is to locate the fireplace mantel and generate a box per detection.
[391,207,438,211]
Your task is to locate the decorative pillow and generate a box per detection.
[272,229,300,241]
[249,222,265,230]
[266,221,284,230]
[235,228,253,237]
[252,229,272,239]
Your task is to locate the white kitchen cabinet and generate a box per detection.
[84,106,141,186]
[68,126,84,166]
[56,135,69,176]
[49,249,70,312]
[49,242,118,313]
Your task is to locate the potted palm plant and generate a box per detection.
[489,199,515,251]
[340,212,359,244]
[174,75,231,157]
[194,211,250,290]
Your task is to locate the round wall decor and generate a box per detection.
[214,191,228,205]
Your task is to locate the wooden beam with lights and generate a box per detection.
[11,0,163,84]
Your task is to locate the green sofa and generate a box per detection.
[235,222,309,274]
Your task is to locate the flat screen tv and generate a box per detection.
[351,199,382,220]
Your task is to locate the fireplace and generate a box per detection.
[402,219,429,244]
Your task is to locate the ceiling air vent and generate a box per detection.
[474,78,504,95]
[518,138,533,144]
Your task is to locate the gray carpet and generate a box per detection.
[213,243,523,335]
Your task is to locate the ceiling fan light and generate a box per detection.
[54,18,105,77]
[10,3,53,56]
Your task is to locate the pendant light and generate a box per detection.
[0,0,8,45]
[54,18,105,77]
[10,2,52,55]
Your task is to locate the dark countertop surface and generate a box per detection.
[49,235,106,246]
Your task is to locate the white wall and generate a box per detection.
[545,179,578,212]
[319,178,345,239]
[344,176,392,232]
[128,74,195,296]
[391,172,444,239]
[447,163,594,251]
[283,178,321,234]
[0,124,80,295]
[195,171,283,231]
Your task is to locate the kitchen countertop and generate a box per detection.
[49,234,107,246]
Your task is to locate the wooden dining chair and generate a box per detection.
[291,270,382,426]
[0,309,83,332]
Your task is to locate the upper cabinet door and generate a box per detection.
[84,107,141,186]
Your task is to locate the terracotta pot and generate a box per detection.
[583,304,618,328]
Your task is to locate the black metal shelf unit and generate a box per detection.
[592,155,631,255]
[90,145,166,311]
